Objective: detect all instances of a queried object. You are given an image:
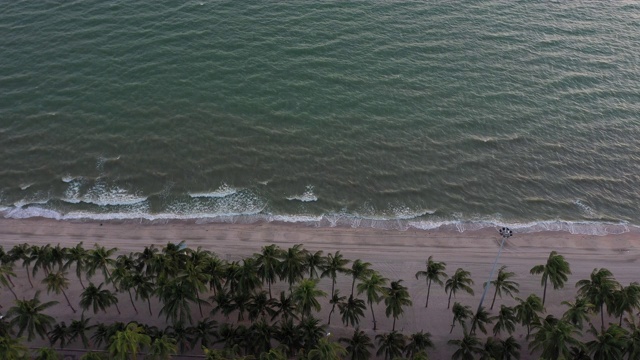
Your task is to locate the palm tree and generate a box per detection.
[108,322,151,360]
[204,255,226,296]
[271,291,298,322]
[292,278,326,322]
[357,272,388,330]
[448,332,484,360]
[376,331,406,360]
[6,291,58,341]
[0,333,28,359]
[34,347,60,360]
[624,315,640,360]
[384,279,413,331]
[187,318,218,349]
[501,336,521,360]
[130,273,155,316]
[529,315,582,360]
[340,328,374,360]
[308,337,347,360]
[234,257,261,296]
[247,291,276,322]
[91,322,125,350]
[248,318,274,355]
[483,336,503,360]
[445,268,474,309]
[42,270,76,313]
[450,302,473,334]
[415,255,447,308]
[297,316,325,354]
[86,244,118,289]
[68,314,93,348]
[339,295,366,327]
[63,242,88,289]
[255,244,282,299]
[134,245,159,277]
[31,244,54,279]
[612,282,640,326]
[8,243,34,288]
[111,255,139,314]
[166,321,191,354]
[147,334,178,360]
[328,290,346,325]
[49,322,71,348]
[514,294,544,338]
[470,306,493,335]
[321,251,350,300]
[492,305,517,337]
[0,264,18,301]
[305,250,325,279]
[279,244,308,291]
[530,251,571,305]
[576,267,621,331]
[274,318,302,357]
[489,265,519,309]
[405,331,433,359]
[586,323,627,360]
[80,282,120,315]
[349,259,374,298]
[178,258,211,316]
[561,297,595,330]
[157,278,206,325]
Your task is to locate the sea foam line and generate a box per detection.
[0,205,633,236]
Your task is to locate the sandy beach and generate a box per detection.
[1,218,639,359]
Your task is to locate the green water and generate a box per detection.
[1,1,639,234]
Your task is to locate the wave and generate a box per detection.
[189,183,238,198]
[61,182,147,206]
[1,205,633,236]
[286,185,318,202]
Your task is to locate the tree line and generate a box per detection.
[0,242,638,359]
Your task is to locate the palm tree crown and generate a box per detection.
[530,251,571,305]
[415,255,447,308]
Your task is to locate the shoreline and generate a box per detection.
[1,217,639,359]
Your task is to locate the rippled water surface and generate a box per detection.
[1,1,639,234]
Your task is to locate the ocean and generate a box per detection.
[1,1,639,235]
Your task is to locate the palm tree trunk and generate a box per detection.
[147,297,153,316]
[62,289,77,313]
[425,280,431,308]
[328,303,335,325]
[197,293,204,317]
[6,275,14,287]
[105,267,118,291]
[491,286,499,310]
[351,278,356,298]
[77,272,86,289]
[542,279,547,305]
[601,303,605,331]
[268,280,272,299]
[369,300,377,330]
[127,289,138,314]
[447,291,453,309]
[331,278,336,298]
[392,317,396,331]
[25,265,33,288]
[450,318,455,334]
[7,284,18,300]
[114,302,121,315]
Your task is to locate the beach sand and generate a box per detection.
[1,218,639,359]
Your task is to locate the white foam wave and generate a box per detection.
[287,185,318,202]
[61,181,147,206]
[189,183,238,198]
[20,183,33,190]
[62,175,79,183]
